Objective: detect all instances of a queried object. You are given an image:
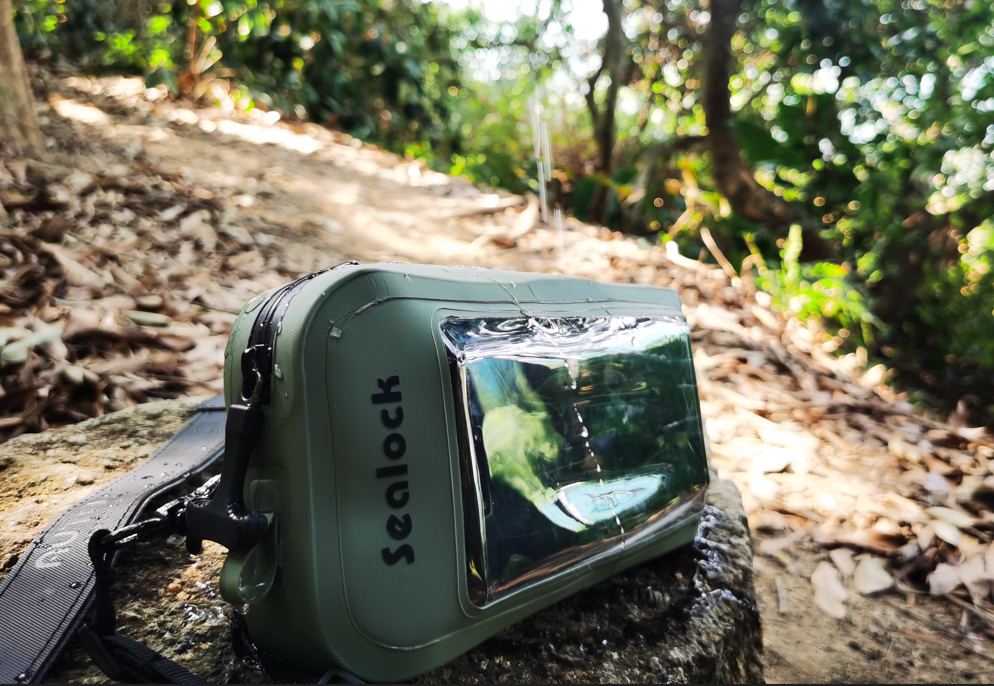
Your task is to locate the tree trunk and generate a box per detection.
[0,0,41,151]
[585,0,625,224]
[704,0,796,228]
[703,0,834,259]
[594,0,623,178]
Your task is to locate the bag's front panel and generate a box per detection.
[438,312,709,607]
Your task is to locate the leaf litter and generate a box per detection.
[2,67,994,676]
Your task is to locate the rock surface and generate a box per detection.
[0,399,762,684]
[420,477,764,684]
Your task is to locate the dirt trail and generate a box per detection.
[2,73,994,683]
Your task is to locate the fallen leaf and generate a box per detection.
[0,326,63,368]
[757,424,819,452]
[160,204,186,222]
[811,561,848,618]
[956,426,989,442]
[829,548,856,578]
[749,510,790,533]
[38,244,104,288]
[66,170,94,192]
[853,556,894,595]
[31,214,74,243]
[0,187,36,207]
[123,310,173,327]
[759,529,808,557]
[859,364,887,388]
[888,437,926,464]
[749,471,779,500]
[928,563,962,596]
[926,507,976,529]
[958,554,988,604]
[753,447,803,473]
[923,471,954,498]
[871,517,902,535]
[840,528,905,555]
[932,520,962,548]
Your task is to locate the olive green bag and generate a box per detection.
[186,262,709,682]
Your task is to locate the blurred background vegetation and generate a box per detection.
[10,0,994,422]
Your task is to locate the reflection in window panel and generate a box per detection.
[441,315,708,606]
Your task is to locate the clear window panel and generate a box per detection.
[441,315,708,606]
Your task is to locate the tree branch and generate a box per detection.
[584,63,605,133]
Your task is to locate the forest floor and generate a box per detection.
[2,70,994,683]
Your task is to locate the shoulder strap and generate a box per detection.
[0,396,227,684]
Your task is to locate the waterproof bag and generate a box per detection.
[187,262,709,682]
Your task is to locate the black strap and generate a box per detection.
[78,529,207,684]
[0,396,226,684]
[81,545,363,685]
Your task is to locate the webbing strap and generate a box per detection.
[0,396,227,684]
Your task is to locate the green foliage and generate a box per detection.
[558,0,994,406]
[408,78,537,194]
[757,225,880,347]
[14,0,471,151]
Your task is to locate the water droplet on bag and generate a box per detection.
[273,364,284,379]
[330,327,342,338]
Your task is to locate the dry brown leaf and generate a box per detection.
[853,556,894,595]
[811,561,848,618]
[39,244,104,288]
[928,563,962,596]
[758,529,808,557]
[958,554,988,604]
[932,520,962,548]
[871,517,902,536]
[749,510,791,533]
[829,548,856,578]
[752,447,802,474]
[888,437,926,464]
[926,506,976,530]
[839,528,905,555]
[923,471,954,498]
[749,471,779,500]
[956,426,990,442]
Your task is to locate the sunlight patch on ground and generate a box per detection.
[56,74,460,190]
[49,96,110,126]
[213,119,322,155]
